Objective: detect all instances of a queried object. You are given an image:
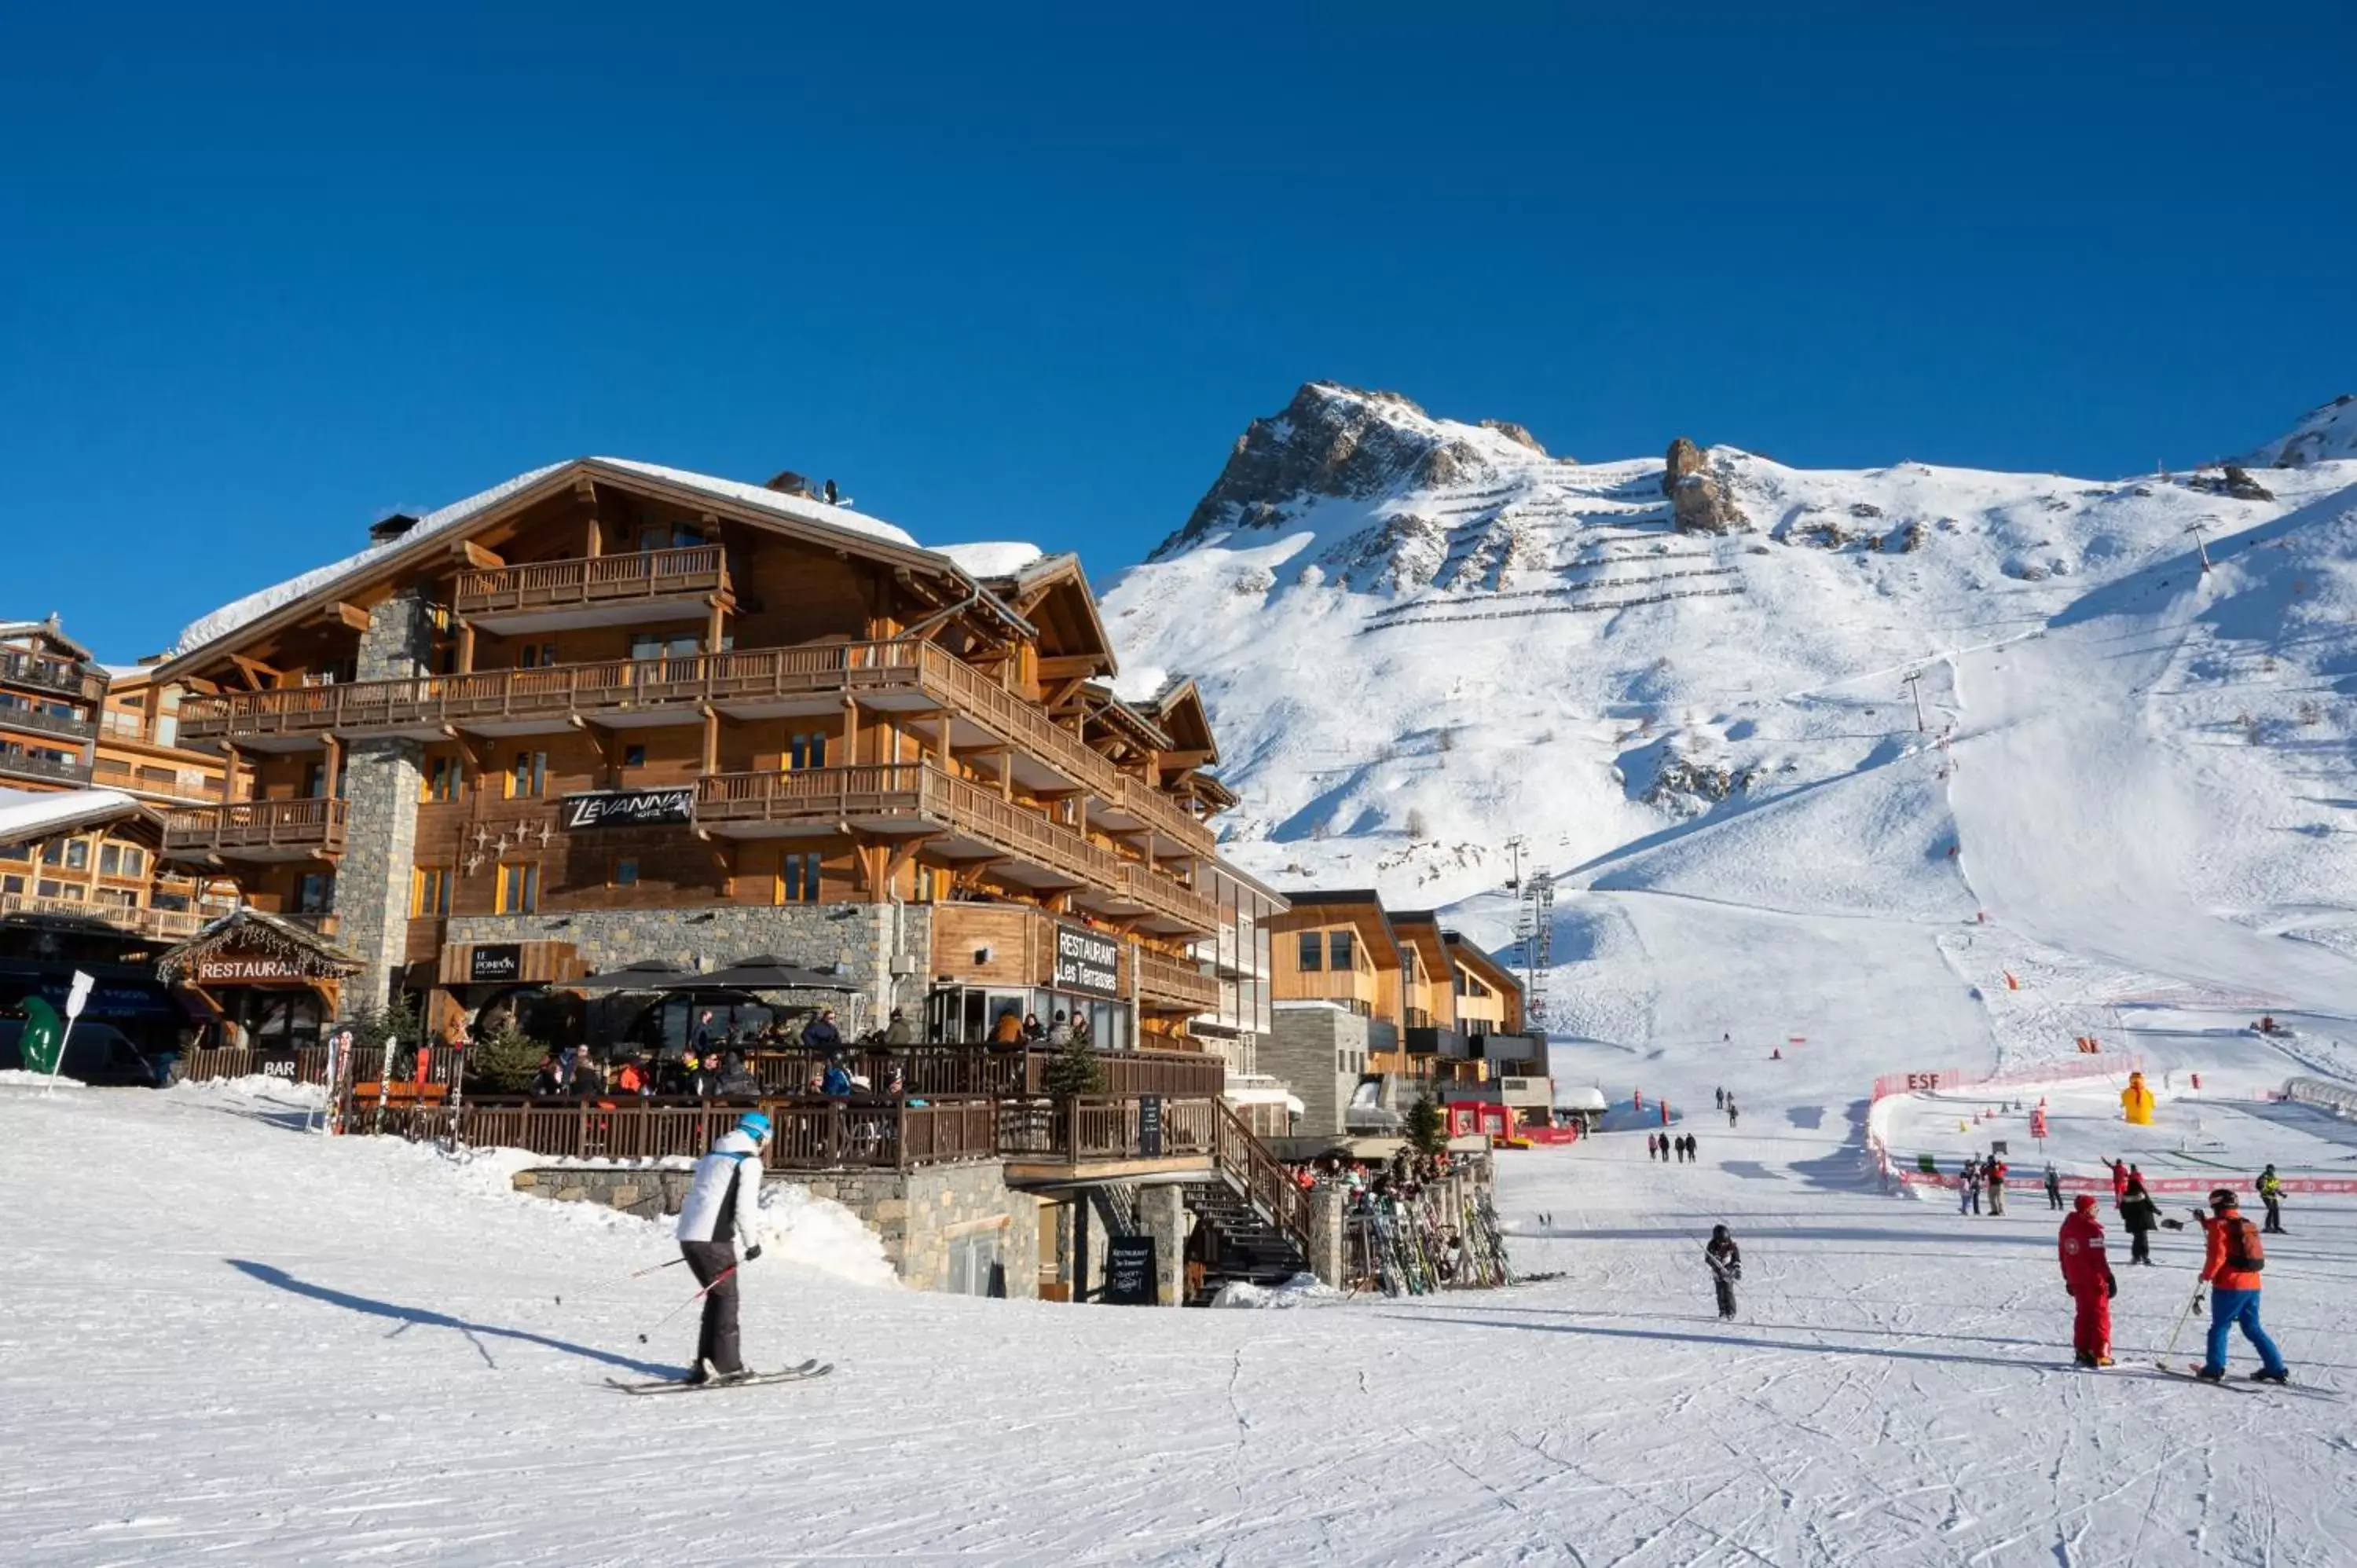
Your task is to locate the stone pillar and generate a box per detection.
[334,591,433,1020]
[1140,1182,1186,1306]
[1309,1184,1347,1288]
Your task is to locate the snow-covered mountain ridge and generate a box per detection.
[1102,382,2357,1051]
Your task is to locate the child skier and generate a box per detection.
[1704,1225,1742,1320]
[2057,1194,2116,1368]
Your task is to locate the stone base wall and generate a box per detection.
[511,1164,696,1220]
[509,1154,1036,1299]
[445,902,933,1024]
[799,1163,1038,1299]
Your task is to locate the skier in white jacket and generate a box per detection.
[676,1112,771,1383]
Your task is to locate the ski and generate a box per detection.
[2151,1365,2335,1400]
[607,1359,831,1395]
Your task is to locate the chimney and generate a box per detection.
[764,470,814,499]
[368,512,420,545]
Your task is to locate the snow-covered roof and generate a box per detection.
[1111,663,1176,705]
[0,788,152,847]
[167,457,939,665]
[0,616,94,663]
[169,462,569,659]
[1553,1084,1609,1112]
[936,541,1044,578]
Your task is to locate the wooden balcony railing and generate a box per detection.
[358,1094,1003,1171]
[0,656,104,702]
[454,546,727,617]
[0,704,95,743]
[696,762,1216,933]
[0,750,92,786]
[1116,859,1220,932]
[176,639,1217,855]
[0,893,207,942]
[1133,949,1219,1012]
[163,797,349,857]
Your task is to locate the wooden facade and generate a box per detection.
[147,458,1248,1045]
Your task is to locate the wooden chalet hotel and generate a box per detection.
[152,458,1263,1060]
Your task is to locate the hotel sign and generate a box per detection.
[561,787,695,830]
[1052,923,1120,998]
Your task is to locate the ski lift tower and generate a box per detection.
[1516,870,1555,1023]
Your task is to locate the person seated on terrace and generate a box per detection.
[1022,1013,1047,1042]
[802,1009,843,1053]
[572,1055,607,1096]
[713,1051,762,1098]
[883,1007,914,1045]
[1046,1011,1075,1046]
[530,1054,564,1097]
[991,1009,1025,1044]
[819,1059,854,1098]
[614,1057,649,1096]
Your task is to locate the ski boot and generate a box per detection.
[2250,1368,2290,1385]
[2193,1366,2226,1383]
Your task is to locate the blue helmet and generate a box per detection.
[738,1112,773,1142]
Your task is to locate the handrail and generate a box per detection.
[1212,1097,1314,1260]
[0,702,96,741]
[1133,947,1218,1009]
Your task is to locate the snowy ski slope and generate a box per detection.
[1102,385,2357,1092]
[6,1074,2354,1566]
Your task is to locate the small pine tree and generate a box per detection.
[1407,1094,1446,1156]
[1404,807,1430,840]
[464,1014,546,1095]
[1043,1033,1103,1099]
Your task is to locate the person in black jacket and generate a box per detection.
[2119,1178,2160,1264]
[1705,1225,1743,1319]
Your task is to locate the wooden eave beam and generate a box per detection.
[1035,655,1107,682]
[321,602,371,633]
[227,654,284,691]
[455,540,504,570]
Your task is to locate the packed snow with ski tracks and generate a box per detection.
[5,1059,2352,1566]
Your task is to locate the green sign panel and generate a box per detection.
[16,996,64,1074]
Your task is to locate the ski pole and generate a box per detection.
[554,1256,687,1305]
[636,1266,737,1344]
[2159,1284,2204,1365]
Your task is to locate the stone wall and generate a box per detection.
[336,592,434,1017]
[445,902,933,1026]
[511,1163,695,1219]
[797,1162,1037,1299]
[1265,1004,1368,1138]
[510,1154,1036,1299]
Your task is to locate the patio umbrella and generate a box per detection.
[696,954,860,992]
[570,959,697,991]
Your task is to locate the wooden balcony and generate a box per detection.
[1133,948,1219,1013]
[696,763,1218,934]
[454,546,728,632]
[163,798,348,863]
[0,749,92,786]
[0,893,207,942]
[0,704,95,743]
[174,639,1219,855]
[0,656,104,702]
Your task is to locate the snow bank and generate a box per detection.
[166,1075,326,1108]
[0,1068,83,1088]
[740,1181,900,1290]
[1208,1272,1346,1308]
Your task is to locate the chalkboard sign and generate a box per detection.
[1102,1236,1157,1306]
[1989,1139,2009,1156]
[1138,1094,1164,1158]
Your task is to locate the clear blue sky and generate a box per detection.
[5,2,2351,661]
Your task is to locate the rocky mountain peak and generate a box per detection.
[2249,394,2357,468]
[1151,382,1457,559]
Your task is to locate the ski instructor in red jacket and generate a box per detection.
[2058,1193,2117,1368]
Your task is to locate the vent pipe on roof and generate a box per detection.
[368,512,420,544]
